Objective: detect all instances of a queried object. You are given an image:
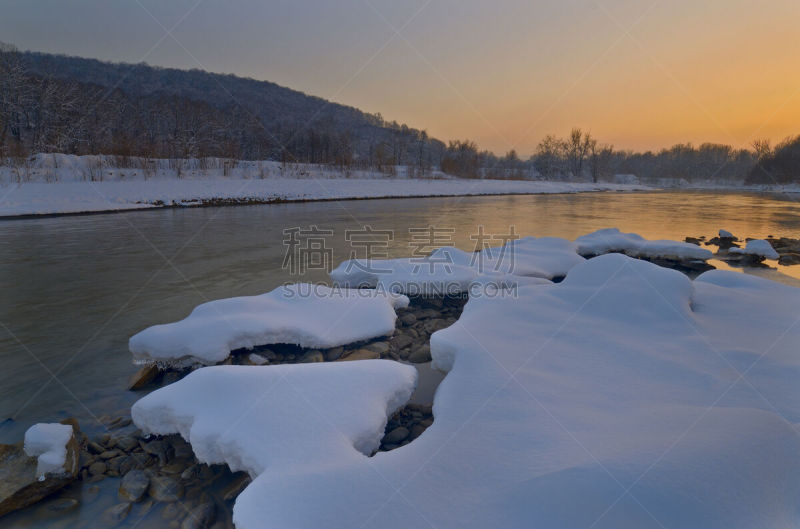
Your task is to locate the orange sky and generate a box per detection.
[3,0,800,155]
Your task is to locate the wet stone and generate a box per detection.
[119,469,149,502]
[102,502,132,525]
[149,475,184,502]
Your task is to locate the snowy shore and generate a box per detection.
[0,154,653,217]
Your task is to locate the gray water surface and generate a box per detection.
[1,190,799,442]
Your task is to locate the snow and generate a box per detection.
[719,229,734,238]
[729,239,780,260]
[0,155,649,217]
[576,227,713,260]
[130,361,418,497]
[23,423,74,478]
[129,284,409,366]
[331,237,585,294]
[131,254,800,528]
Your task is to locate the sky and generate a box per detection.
[2,0,800,156]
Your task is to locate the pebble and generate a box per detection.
[365,342,390,355]
[102,502,132,525]
[119,469,150,502]
[408,346,432,364]
[399,313,417,326]
[382,426,410,444]
[337,349,380,361]
[148,475,184,502]
[248,353,269,365]
[181,502,216,529]
[391,334,413,350]
[99,450,122,460]
[88,462,107,475]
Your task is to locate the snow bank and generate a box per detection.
[331,237,584,294]
[729,239,779,260]
[23,423,74,478]
[132,254,800,528]
[0,156,649,217]
[131,361,417,482]
[129,284,408,366]
[576,227,713,260]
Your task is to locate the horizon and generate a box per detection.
[3,0,799,157]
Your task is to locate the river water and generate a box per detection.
[1,190,799,444]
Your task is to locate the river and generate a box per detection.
[1,190,799,444]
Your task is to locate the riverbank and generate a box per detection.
[0,178,649,218]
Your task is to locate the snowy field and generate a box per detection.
[129,230,800,529]
[0,154,649,217]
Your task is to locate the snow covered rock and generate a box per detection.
[129,284,409,366]
[718,229,735,239]
[0,423,79,516]
[330,237,584,294]
[576,227,713,260]
[729,239,779,260]
[24,423,75,479]
[131,361,417,524]
[130,255,800,528]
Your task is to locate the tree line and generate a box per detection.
[2,43,798,184]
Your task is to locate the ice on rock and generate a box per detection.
[729,239,779,260]
[576,227,713,260]
[129,284,409,366]
[132,254,800,528]
[718,229,734,238]
[24,423,74,478]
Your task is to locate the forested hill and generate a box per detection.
[0,47,446,168]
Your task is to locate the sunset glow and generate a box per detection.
[3,0,799,155]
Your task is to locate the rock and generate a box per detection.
[382,427,410,445]
[408,345,432,364]
[102,502,132,525]
[181,502,216,529]
[423,318,448,333]
[336,349,380,361]
[779,253,800,266]
[143,439,172,465]
[299,350,324,363]
[128,364,160,390]
[88,461,107,475]
[684,237,702,246]
[119,469,150,502]
[116,436,138,452]
[410,424,427,440]
[258,348,278,360]
[324,347,344,361]
[149,475,184,502]
[391,334,413,350]
[87,441,105,455]
[247,353,269,365]
[399,313,417,326]
[161,502,183,520]
[364,342,389,355]
[99,449,122,460]
[222,473,251,501]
